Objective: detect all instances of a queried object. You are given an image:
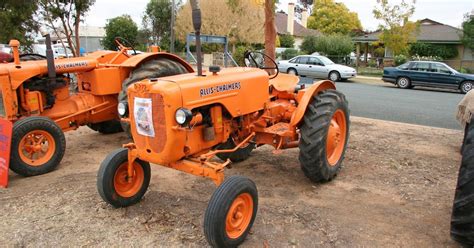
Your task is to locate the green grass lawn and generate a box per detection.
[357,67,383,77]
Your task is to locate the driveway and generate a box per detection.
[300,77,464,130]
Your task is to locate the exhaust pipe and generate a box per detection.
[43,33,57,107]
[44,33,57,86]
[190,0,203,76]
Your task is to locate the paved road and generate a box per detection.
[300,77,464,129]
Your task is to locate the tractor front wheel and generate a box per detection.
[10,117,66,176]
[298,90,350,182]
[97,148,151,208]
[204,176,258,247]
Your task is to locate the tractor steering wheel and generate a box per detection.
[114,37,137,55]
[244,50,279,79]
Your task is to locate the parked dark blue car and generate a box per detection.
[382,61,474,93]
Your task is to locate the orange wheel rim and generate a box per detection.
[326,109,347,166]
[113,162,144,198]
[18,130,56,167]
[226,193,254,239]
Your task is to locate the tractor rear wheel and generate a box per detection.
[97,148,151,208]
[119,58,189,136]
[451,122,474,246]
[87,120,123,134]
[10,117,66,176]
[204,176,258,247]
[216,137,255,162]
[298,90,350,182]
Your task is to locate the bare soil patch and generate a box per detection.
[0,117,463,247]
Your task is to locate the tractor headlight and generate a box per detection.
[175,108,193,125]
[117,101,128,117]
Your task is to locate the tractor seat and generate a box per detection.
[269,73,300,93]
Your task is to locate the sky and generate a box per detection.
[84,0,474,31]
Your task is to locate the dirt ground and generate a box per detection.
[0,116,465,247]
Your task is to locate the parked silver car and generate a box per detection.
[278,55,357,81]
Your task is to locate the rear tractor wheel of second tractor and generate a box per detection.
[216,137,256,162]
[97,148,151,208]
[119,58,189,136]
[204,176,258,248]
[298,89,350,182]
[87,120,123,134]
[10,116,66,177]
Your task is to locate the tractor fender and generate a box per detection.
[120,52,194,73]
[289,80,336,128]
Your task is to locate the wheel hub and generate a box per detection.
[326,110,347,166]
[113,162,144,198]
[19,131,55,166]
[226,193,253,239]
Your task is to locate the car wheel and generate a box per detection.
[287,68,298,75]
[396,77,411,89]
[329,71,340,82]
[460,81,473,94]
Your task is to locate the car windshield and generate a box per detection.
[318,56,334,65]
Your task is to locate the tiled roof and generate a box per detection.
[353,18,462,44]
[275,12,321,37]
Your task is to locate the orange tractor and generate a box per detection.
[0,36,193,179]
[97,1,350,247]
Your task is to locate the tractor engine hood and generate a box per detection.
[126,67,269,164]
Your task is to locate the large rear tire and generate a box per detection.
[298,90,350,182]
[451,121,474,246]
[10,117,66,176]
[119,58,189,136]
[97,148,151,208]
[204,176,258,247]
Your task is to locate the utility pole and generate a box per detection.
[170,0,176,53]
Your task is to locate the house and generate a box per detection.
[353,18,473,69]
[275,3,321,49]
[37,26,106,53]
[77,26,106,53]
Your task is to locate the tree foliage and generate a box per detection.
[301,34,353,56]
[279,34,295,48]
[461,13,474,51]
[102,15,138,51]
[373,0,418,56]
[39,0,95,57]
[142,0,181,50]
[175,0,264,46]
[409,42,458,59]
[307,0,362,35]
[0,0,39,47]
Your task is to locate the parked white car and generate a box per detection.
[278,55,357,81]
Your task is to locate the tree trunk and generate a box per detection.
[264,0,276,72]
[74,8,81,56]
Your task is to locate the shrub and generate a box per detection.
[281,48,299,60]
[301,34,353,56]
[374,47,385,57]
[394,54,407,66]
[409,42,458,59]
[367,59,377,68]
[233,45,252,66]
[460,67,473,74]
[410,54,442,61]
[301,36,318,54]
[279,34,295,48]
